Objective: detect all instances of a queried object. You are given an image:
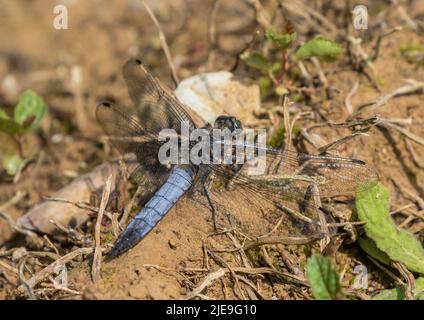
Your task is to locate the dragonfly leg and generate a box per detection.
[304,184,339,252]
[305,184,330,251]
[295,159,312,175]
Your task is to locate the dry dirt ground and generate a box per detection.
[0,0,424,300]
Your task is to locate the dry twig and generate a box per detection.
[244,0,271,29]
[344,81,359,116]
[243,234,322,251]
[393,262,415,300]
[354,79,424,117]
[0,192,37,238]
[119,184,144,228]
[184,268,226,299]
[141,0,180,86]
[91,174,113,282]
[17,247,94,295]
[207,0,222,71]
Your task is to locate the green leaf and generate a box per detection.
[0,109,9,119]
[265,29,297,49]
[2,154,22,175]
[14,90,47,132]
[358,237,392,266]
[400,43,424,53]
[0,118,21,134]
[270,62,282,75]
[258,76,273,99]
[356,182,424,274]
[295,36,344,60]
[240,51,272,71]
[373,277,424,300]
[0,109,21,134]
[400,43,424,66]
[275,84,288,96]
[267,127,285,148]
[306,255,343,300]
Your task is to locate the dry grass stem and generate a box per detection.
[91,173,113,282]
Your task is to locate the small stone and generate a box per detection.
[175,71,260,125]
[168,240,177,250]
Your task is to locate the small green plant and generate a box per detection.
[267,124,301,148]
[355,182,424,300]
[357,237,392,267]
[400,43,424,66]
[294,36,344,60]
[372,277,424,300]
[355,182,424,274]
[306,255,343,300]
[0,90,47,175]
[241,27,343,98]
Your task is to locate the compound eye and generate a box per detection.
[215,115,225,123]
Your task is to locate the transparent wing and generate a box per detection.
[96,101,169,186]
[257,147,379,197]
[192,148,378,239]
[96,59,199,187]
[122,59,197,134]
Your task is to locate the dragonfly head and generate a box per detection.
[213,115,242,132]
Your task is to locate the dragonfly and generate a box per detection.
[96,59,378,259]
